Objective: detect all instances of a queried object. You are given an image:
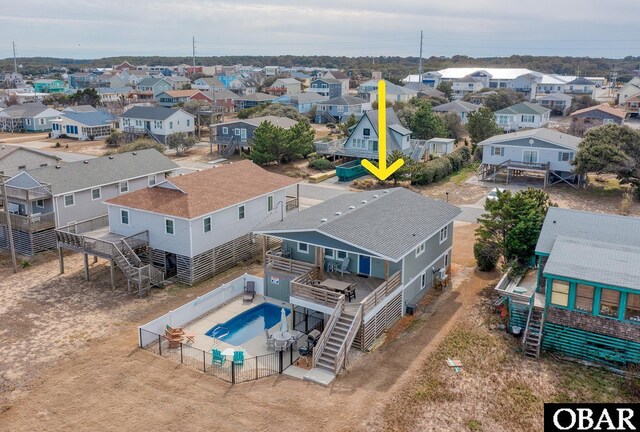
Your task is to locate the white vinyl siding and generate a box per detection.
[64,194,75,207]
[91,188,101,200]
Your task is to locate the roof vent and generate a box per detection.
[132,152,137,155]
[320,218,328,223]
[372,194,379,198]
[335,211,342,216]
[55,165,61,169]
[348,205,355,210]
[361,200,367,204]
[383,190,389,194]
[83,160,89,164]
[108,156,114,159]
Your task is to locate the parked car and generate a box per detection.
[486,188,506,201]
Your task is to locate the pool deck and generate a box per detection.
[184,295,295,358]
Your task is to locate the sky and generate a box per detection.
[1,0,639,60]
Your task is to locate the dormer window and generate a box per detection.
[363,128,370,137]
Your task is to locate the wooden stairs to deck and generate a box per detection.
[315,311,359,373]
[523,307,544,358]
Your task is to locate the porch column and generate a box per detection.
[296,183,300,212]
[59,248,64,274]
[262,235,267,264]
[385,260,389,283]
[93,255,98,264]
[110,259,116,289]
[83,253,89,281]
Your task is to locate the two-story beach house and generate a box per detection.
[33,79,66,93]
[0,145,60,177]
[255,188,460,377]
[119,106,195,144]
[135,77,172,100]
[494,102,551,131]
[308,78,343,99]
[314,95,371,124]
[0,149,178,256]
[432,100,481,124]
[266,78,302,97]
[156,89,212,107]
[211,116,298,157]
[358,79,417,104]
[192,77,225,92]
[322,71,350,95]
[477,128,583,188]
[0,103,62,133]
[496,208,640,365]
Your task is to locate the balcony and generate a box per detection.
[0,211,56,232]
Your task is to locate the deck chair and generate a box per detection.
[211,348,226,366]
[336,257,350,275]
[166,324,184,336]
[274,339,288,352]
[265,329,275,351]
[233,351,245,366]
[346,284,356,302]
[243,281,256,303]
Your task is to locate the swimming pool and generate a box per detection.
[206,302,290,346]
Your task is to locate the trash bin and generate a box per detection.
[406,303,417,315]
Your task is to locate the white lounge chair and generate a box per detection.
[265,329,275,351]
[336,257,350,275]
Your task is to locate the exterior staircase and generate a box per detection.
[523,306,544,358]
[315,311,359,372]
[145,128,163,144]
[222,136,240,158]
[114,239,164,297]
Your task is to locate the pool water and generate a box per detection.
[206,302,290,346]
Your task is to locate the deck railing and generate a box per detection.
[312,294,345,368]
[57,214,109,235]
[285,195,299,211]
[361,270,402,316]
[290,269,344,308]
[0,211,56,232]
[264,251,314,274]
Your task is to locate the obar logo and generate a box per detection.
[545,404,639,431]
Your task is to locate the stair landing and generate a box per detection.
[303,367,336,386]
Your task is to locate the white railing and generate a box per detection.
[312,295,345,369]
[334,305,362,373]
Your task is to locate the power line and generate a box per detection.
[192,36,196,68]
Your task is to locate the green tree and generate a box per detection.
[573,124,640,195]
[437,112,466,141]
[104,138,164,155]
[249,121,286,165]
[436,81,453,101]
[409,102,447,140]
[69,88,100,107]
[282,121,315,162]
[568,95,599,114]
[166,132,197,156]
[467,107,502,144]
[386,149,414,186]
[42,92,69,108]
[338,114,358,137]
[105,131,125,147]
[481,89,525,112]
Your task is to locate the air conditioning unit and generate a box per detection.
[437,268,447,281]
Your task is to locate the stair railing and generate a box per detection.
[334,305,363,373]
[312,294,345,368]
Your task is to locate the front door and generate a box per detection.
[240,128,247,141]
[145,121,151,131]
[358,255,371,276]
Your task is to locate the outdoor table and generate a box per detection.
[221,348,235,357]
[272,331,292,342]
[320,278,352,294]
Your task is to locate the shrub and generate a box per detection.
[474,240,500,271]
[625,365,640,398]
[309,158,334,170]
[307,152,320,162]
[105,131,124,147]
[103,138,164,155]
[410,147,471,186]
[21,260,31,269]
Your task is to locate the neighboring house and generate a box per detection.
[564,77,596,96]
[0,149,178,256]
[33,79,66,93]
[108,73,128,89]
[93,160,299,285]
[432,100,481,124]
[450,75,485,99]
[119,106,195,144]
[465,90,498,106]
[192,77,225,92]
[234,92,277,110]
[616,77,640,105]
[228,77,259,96]
[263,66,279,77]
[69,73,98,89]
[135,77,172,99]
[212,116,298,154]
[0,103,62,132]
[63,105,98,114]
[211,89,239,113]
[291,71,312,87]
[51,110,116,140]
[266,78,302,97]
[499,207,640,365]
[255,188,460,375]
[0,145,60,177]
[156,90,212,107]
[308,78,343,99]
[113,61,136,71]
[477,128,583,187]
[216,71,240,89]
[273,93,327,114]
[570,104,627,128]
[322,71,350,95]
[494,102,551,131]
[165,75,192,90]
[358,79,417,104]
[314,95,371,124]
[623,95,640,117]
[535,93,573,116]
[404,82,446,99]
[97,87,134,104]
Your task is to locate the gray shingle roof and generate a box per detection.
[0,103,58,118]
[543,236,640,291]
[22,149,178,195]
[536,207,640,255]
[495,102,551,116]
[477,128,581,151]
[120,106,186,121]
[292,93,328,104]
[432,100,481,113]
[236,93,277,102]
[567,77,595,86]
[317,95,367,106]
[256,188,461,261]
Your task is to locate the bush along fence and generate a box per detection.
[410,146,472,186]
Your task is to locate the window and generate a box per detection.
[222,127,228,135]
[491,146,504,156]
[169,121,173,129]
[119,181,129,193]
[444,252,449,267]
[550,280,570,307]
[625,293,640,322]
[234,128,241,136]
[267,195,274,212]
[238,204,245,220]
[415,242,425,257]
[165,218,175,235]
[559,152,573,162]
[91,188,101,200]
[523,150,538,163]
[324,248,335,260]
[64,194,75,207]
[575,284,594,313]
[599,289,620,318]
[521,115,535,123]
[35,199,44,208]
[203,216,212,233]
[148,175,156,186]
[297,242,309,254]
[186,119,190,127]
[420,272,427,290]
[603,118,614,125]
[337,250,347,260]
[439,225,449,244]
[363,128,370,137]
[120,210,129,225]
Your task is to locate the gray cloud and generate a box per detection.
[1,0,639,59]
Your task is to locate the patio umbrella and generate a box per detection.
[280,308,288,333]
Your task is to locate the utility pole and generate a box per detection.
[418,30,423,83]
[12,41,17,74]
[1,179,18,273]
[192,36,196,68]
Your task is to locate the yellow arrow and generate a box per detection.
[361,80,405,181]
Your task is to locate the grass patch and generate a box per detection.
[467,419,482,431]
[550,363,629,403]
[449,162,480,186]
[491,379,542,432]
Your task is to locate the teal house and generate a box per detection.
[498,208,640,365]
[33,79,66,93]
